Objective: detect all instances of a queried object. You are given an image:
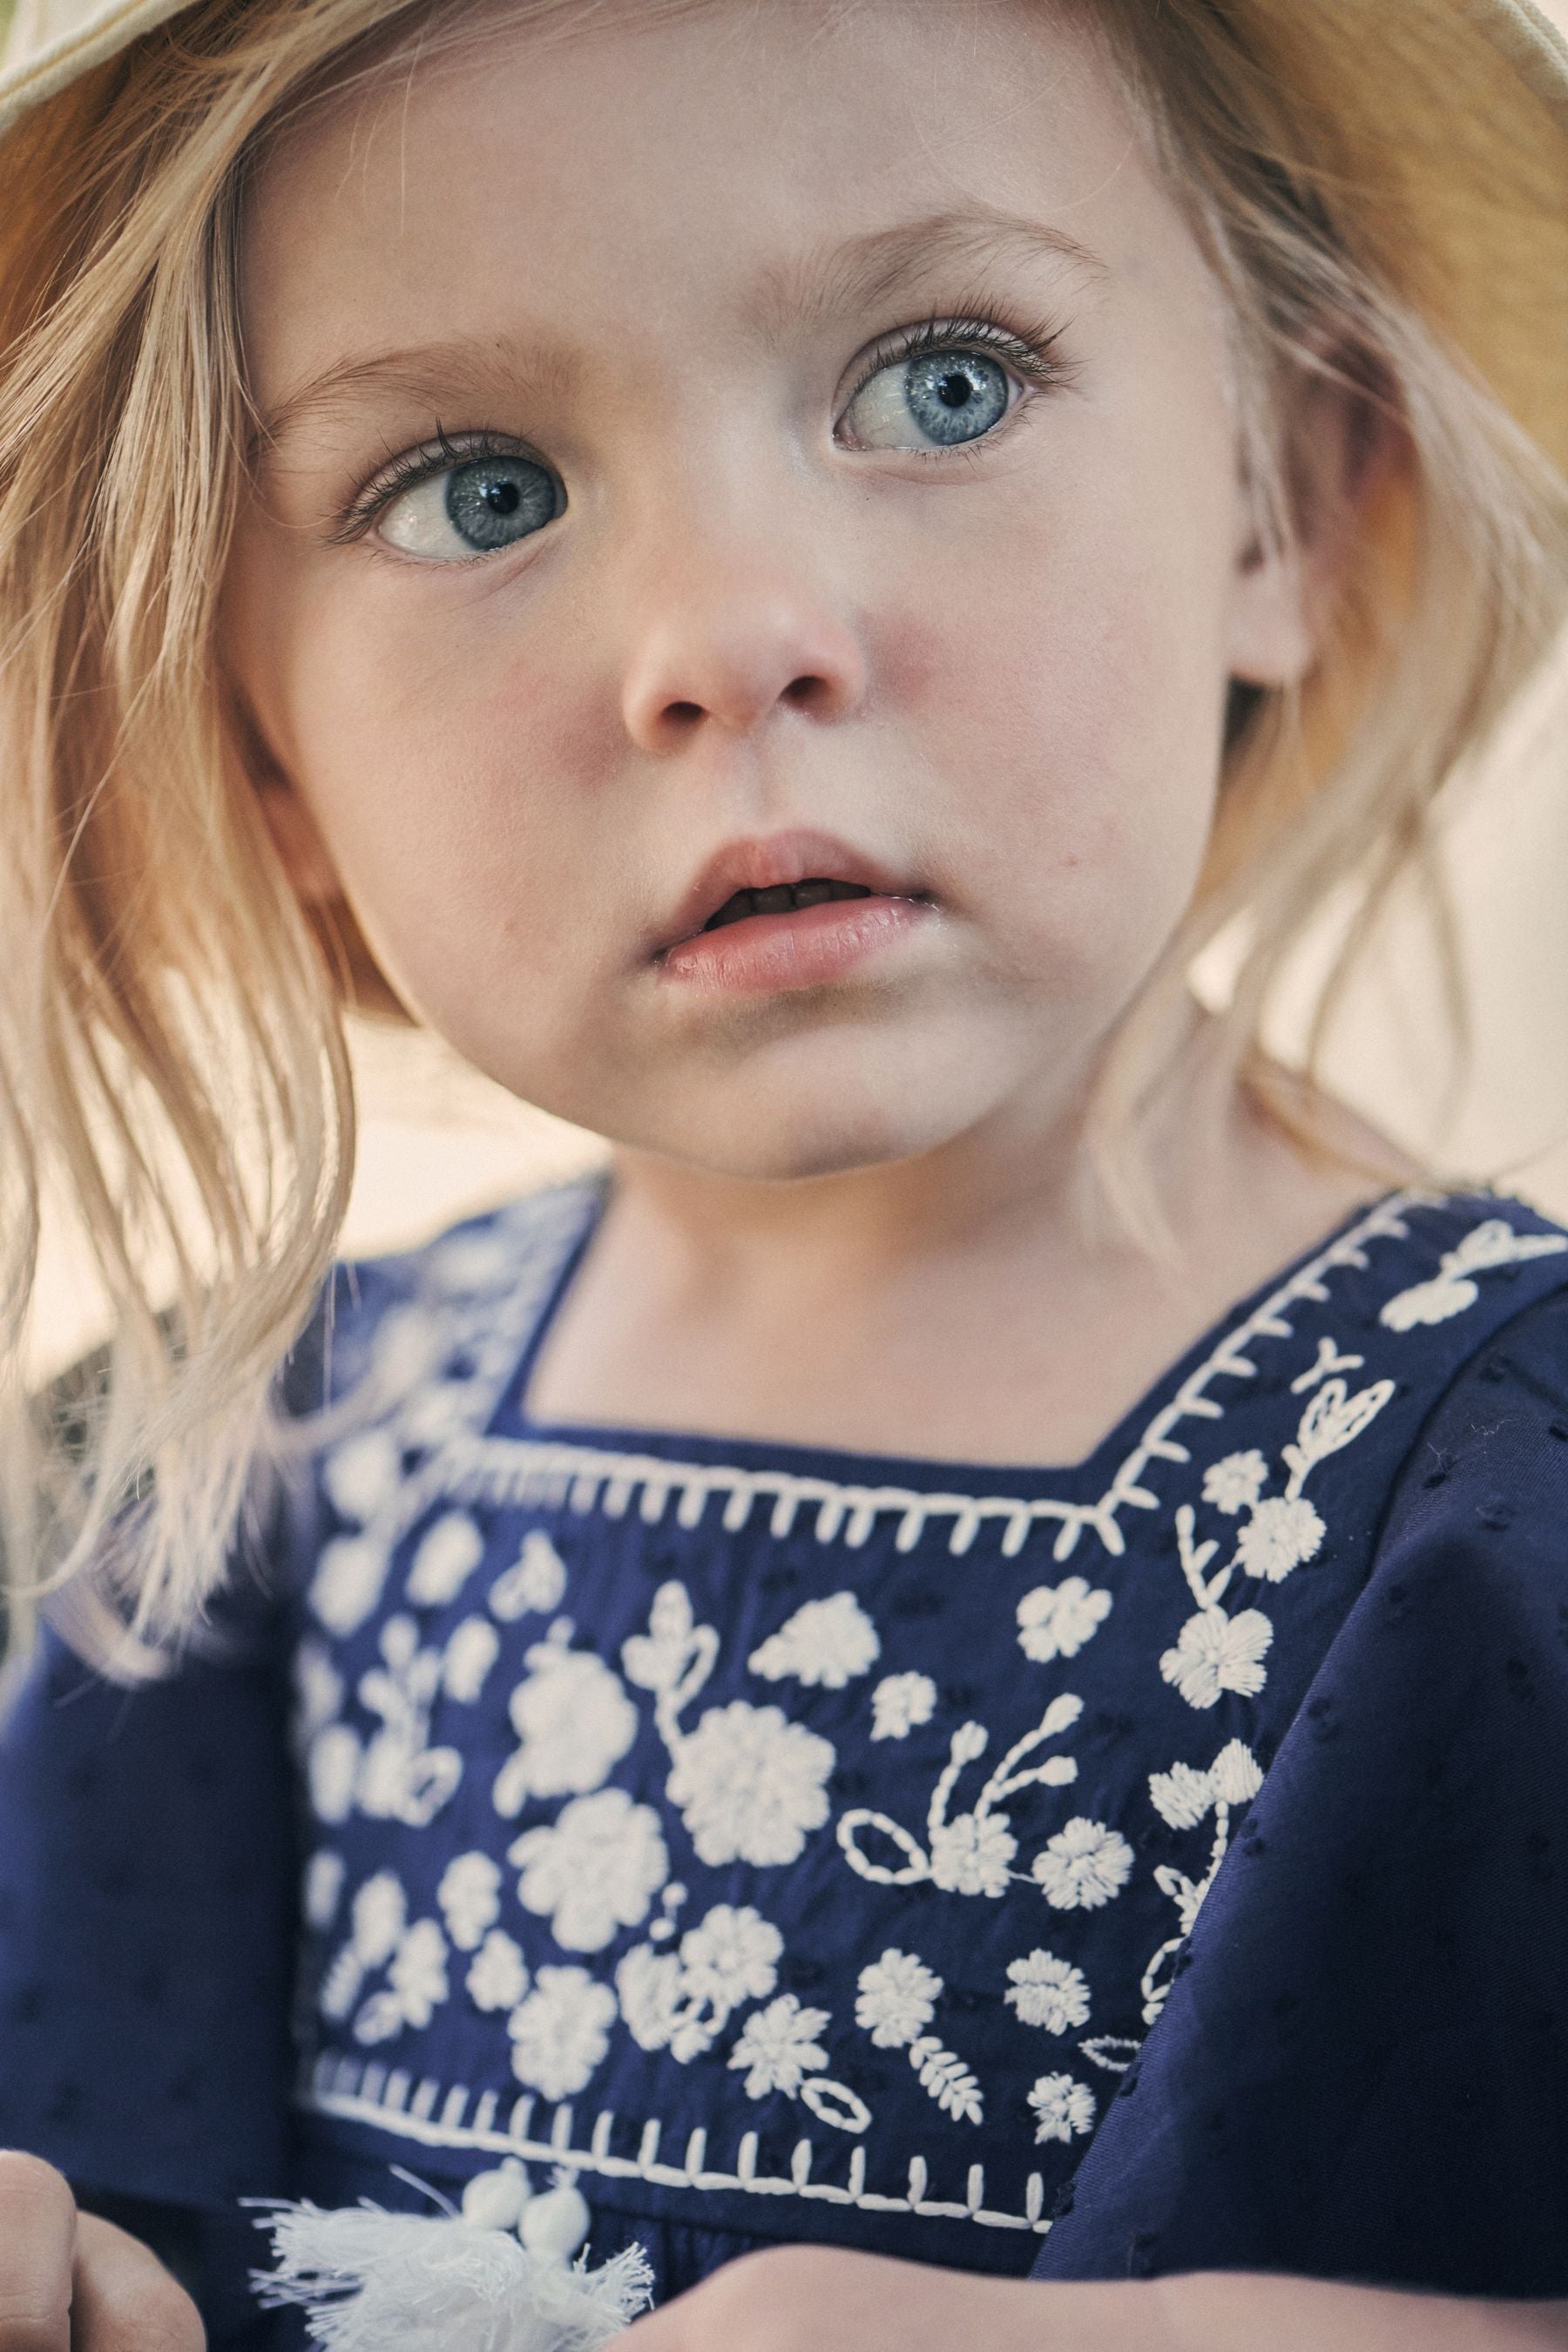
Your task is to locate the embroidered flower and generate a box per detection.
[350,1871,407,1966]
[308,1726,362,1826]
[678,1905,782,2011]
[311,1535,389,1637]
[467,1930,529,2014]
[929,1809,1017,1897]
[1031,1818,1133,1911]
[405,1511,486,1607]
[747,1592,881,1689]
[321,1428,402,1524]
[443,1617,500,1703]
[490,1531,569,1622]
[1210,1738,1264,1806]
[727,1995,831,2100]
[492,1645,639,1817]
[510,1788,669,1953]
[1015,1577,1112,1664]
[388,1918,449,2028]
[302,1852,344,1932]
[855,1950,942,2047]
[1027,2072,1098,2145]
[1200,1450,1269,1516]
[1004,1950,1092,2034]
[666,1702,834,1868]
[507,1966,617,2101]
[436,1852,503,1952]
[869,1671,937,1741]
[616,1944,688,2056]
[1148,1760,1215,1831]
[1234,1495,1325,1584]
[1159,1606,1274,1709]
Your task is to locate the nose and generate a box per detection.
[619,547,868,755]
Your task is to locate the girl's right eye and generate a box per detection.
[373,449,564,562]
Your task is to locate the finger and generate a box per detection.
[70,2219,203,2352]
[0,2152,75,2352]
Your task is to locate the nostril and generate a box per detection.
[783,674,827,706]
[665,700,704,727]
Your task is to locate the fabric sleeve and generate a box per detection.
[1031,1281,1568,2295]
[0,1611,298,2219]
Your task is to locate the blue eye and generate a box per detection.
[377,450,563,561]
[842,348,1013,452]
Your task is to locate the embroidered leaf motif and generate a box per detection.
[908,2036,984,2126]
[1288,1376,1396,1473]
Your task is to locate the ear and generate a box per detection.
[1225,368,1398,690]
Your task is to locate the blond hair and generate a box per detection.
[0,0,1564,1664]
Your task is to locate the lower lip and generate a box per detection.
[658,895,931,994]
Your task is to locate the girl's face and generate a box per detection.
[229,0,1318,1181]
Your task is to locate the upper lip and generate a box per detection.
[655,828,926,954]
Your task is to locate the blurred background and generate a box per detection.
[19,0,1568,1385]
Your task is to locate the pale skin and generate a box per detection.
[5,0,1564,2344]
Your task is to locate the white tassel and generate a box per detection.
[249,2186,653,2352]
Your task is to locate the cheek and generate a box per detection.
[228,545,619,1011]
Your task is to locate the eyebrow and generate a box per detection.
[251,203,1105,457]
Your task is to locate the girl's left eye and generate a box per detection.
[839,328,1050,454]
[372,449,564,562]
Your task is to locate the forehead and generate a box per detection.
[240,0,1193,409]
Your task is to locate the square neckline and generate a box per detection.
[490,1174,1440,1496]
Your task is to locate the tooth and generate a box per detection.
[792,880,835,907]
[752,885,794,915]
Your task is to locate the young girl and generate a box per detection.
[1,0,1566,2344]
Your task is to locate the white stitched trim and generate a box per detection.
[427,1191,1435,1562]
[296,2053,1051,2234]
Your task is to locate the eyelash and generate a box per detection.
[334,302,1071,541]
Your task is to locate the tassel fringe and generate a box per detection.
[250,2201,653,2352]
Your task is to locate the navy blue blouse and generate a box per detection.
[3,1179,1568,2334]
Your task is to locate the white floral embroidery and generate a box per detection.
[869,1671,937,1741]
[354,1616,463,1828]
[308,1726,362,1827]
[492,1636,639,1818]
[508,1965,617,2100]
[1032,1818,1134,1911]
[1233,1495,1326,1584]
[351,1871,406,1964]
[855,1950,941,2047]
[1200,1450,1268,1516]
[1015,1577,1112,1663]
[1027,2072,1097,2145]
[666,1701,834,1869]
[929,1810,1017,1897]
[851,1950,982,2121]
[1142,1740,1263,2024]
[310,1534,390,1637]
[436,1852,503,1951]
[352,1916,449,2046]
[616,1903,783,2065]
[728,1996,830,2099]
[1159,1606,1273,1710]
[490,1531,569,1622]
[747,1591,881,1688]
[1004,1950,1091,2034]
[406,1510,487,1607]
[302,1851,344,1933]
[678,1904,783,2011]
[467,1930,530,2014]
[321,1428,402,1525]
[1381,1218,1567,1331]
[443,1616,500,1703]
[839,1697,1081,1896]
[509,1788,669,1953]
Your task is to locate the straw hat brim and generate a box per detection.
[1,0,1565,475]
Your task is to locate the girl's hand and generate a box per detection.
[619,2242,1568,2351]
[0,2153,203,2352]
